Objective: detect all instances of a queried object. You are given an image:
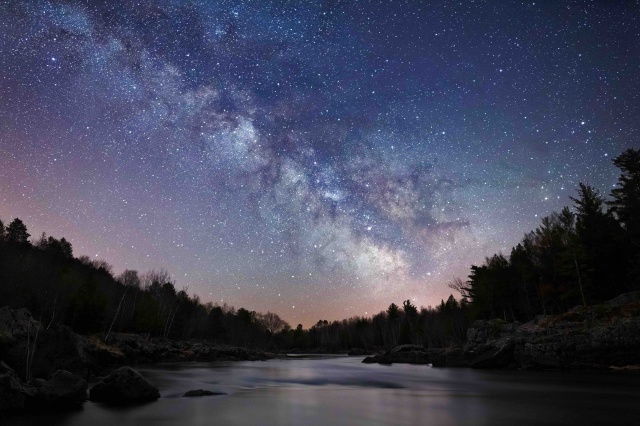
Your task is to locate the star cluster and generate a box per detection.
[1,1,639,326]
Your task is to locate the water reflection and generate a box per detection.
[7,357,640,425]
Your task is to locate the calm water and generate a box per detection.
[9,356,640,425]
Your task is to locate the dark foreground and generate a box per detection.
[5,356,640,426]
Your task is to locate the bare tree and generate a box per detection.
[140,269,173,288]
[258,311,289,334]
[117,269,141,288]
[448,276,471,300]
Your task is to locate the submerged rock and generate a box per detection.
[90,366,159,403]
[183,389,225,397]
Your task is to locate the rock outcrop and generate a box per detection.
[90,366,160,403]
[0,305,272,380]
[93,333,271,365]
[363,292,640,370]
[465,291,640,370]
[0,306,89,379]
[362,345,430,365]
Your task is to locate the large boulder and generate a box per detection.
[90,366,159,403]
[0,306,89,379]
[0,361,25,413]
[26,326,88,379]
[0,307,33,339]
[33,370,87,406]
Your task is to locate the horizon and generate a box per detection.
[1,1,638,328]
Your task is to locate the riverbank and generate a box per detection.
[363,292,640,370]
[0,305,271,414]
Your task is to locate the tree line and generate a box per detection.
[0,217,465,350]
[450,148,640,322]
[0,219,293,348]
[1,148,637,351]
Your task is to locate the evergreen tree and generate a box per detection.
[402,300,418,317]
[6,218,30,244]
[609,148,640,287]
[571,183,627,298]
[609,148,640,232]
[386,303,400,321]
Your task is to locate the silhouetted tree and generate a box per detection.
[609,148,640,287]
[236,307,256,326]
[6,218,30,245]
[258,311,289,334]
[117,269,141,288]
[387,303,399,321]
[571,183,627,298]
[35,234,73,258]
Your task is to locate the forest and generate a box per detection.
[0,148,638,352]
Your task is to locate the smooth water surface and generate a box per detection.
[9,356,640,425]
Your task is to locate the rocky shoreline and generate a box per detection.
[3,292,640,414]
[363,292,640,370]
[0,305,271,414]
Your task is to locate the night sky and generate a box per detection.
[1,1,639,327]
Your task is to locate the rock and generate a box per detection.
[440,348,472,367]
[603,292,640,308]
[90,366,159,403]
[469,337,516,369]
[425,349,447,367]
[183,389,224,397]
[388,345,431,364]
[361,345,431,365]
[27,326,88,379]
[347,348,371,356]
[101,334,273,364]
[0,306,89,379]
[34,370,87,406]
[0,307,33,339]
[0,361,25,413]
[454,292,640,370]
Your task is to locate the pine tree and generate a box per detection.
[571,183,627,298]
[6,218,30,244]
[609,148,640,232]
[609,148,640,288]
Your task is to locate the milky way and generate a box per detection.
[1,1,639,326]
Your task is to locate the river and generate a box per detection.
[8,356,640,425]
